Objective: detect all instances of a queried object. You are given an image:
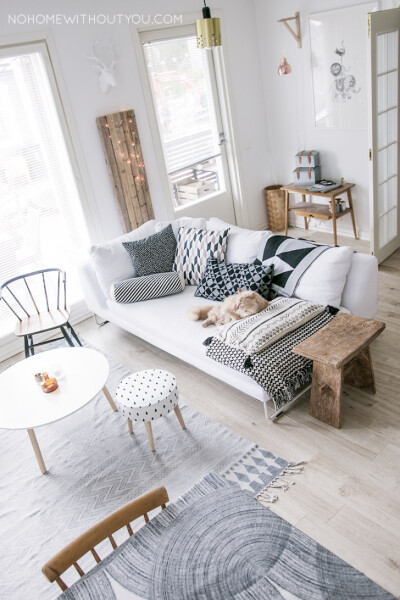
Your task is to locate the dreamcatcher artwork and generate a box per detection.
[309,4,377,129]
[330,41,361,102]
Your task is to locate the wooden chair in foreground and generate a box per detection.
[42,486,169,591]
[0,268,82,358]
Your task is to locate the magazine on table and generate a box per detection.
[307,180,342,193]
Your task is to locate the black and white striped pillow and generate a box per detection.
[111,272,185,303]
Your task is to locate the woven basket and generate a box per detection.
[264,185,285,232]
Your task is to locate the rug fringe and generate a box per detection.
[256,460,305,506]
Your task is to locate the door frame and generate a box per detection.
[368,7,400,262]
[131,12,245,225]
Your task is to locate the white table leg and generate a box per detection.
[174,405,186,430]
[102,385,118,412]
[27,428,47,474]
[144,421,155,452]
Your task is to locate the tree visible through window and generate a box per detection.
[0,45,89,340]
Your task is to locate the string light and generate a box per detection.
[102,119,146,186]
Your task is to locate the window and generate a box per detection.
[0,43,89,341]
[139,24,237,223]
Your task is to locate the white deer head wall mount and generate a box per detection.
[87,42,119,94]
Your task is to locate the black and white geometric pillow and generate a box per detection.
[261,235,329,298]
[122,224,177,277]
[111,272,185,303]
[173,227,229,285]
[195,258,274,301]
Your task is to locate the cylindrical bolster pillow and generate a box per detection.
[110,271,185,303]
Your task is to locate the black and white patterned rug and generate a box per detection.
[0,341,292,600]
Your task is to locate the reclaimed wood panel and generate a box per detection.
[97,110,154,233]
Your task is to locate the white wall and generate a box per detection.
[255,0,395,241]
[0,0,273,242]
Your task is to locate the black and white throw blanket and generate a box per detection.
[205,308,335,411]
[215,297,326,355]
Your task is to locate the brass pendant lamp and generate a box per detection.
[196,1,221,48]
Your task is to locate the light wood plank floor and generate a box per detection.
[74,230,400,597]
[4,230,400,596]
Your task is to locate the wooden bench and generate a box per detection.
[293,313,385,428]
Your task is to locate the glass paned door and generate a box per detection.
[144,35,225,207]
[141,28,236,223]
[370,9,400,262]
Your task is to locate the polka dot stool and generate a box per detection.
[114,369,186,451]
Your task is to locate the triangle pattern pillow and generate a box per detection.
[261,235,353,308]
[195,258,274,301]
[173,227,229,285]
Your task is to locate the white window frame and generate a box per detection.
[0,32,96,360]
[0,31,101,244]
[131,11,246,225]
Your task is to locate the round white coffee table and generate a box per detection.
[0,347,117,474]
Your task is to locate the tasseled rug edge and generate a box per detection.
[256,461,305,505]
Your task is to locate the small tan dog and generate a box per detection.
[188,289,269,327]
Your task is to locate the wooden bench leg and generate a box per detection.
[127,418,134,434]
[344,347,376,393]
[309,362,343,428]
[174,405,186,430]
[144,421,155,452]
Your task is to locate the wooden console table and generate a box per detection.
[293,314,385,428]
[281,182,357,246]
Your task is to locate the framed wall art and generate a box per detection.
[309,3,378,129]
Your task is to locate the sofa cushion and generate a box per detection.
[173,227,229,285]
[123,224,177,277]
[90,220,156,295]
[155,217,207,238]
[111,272,185,303]
[261,235,354,308]
[206,217,272,263]
[195,258,274,301]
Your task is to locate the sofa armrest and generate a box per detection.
[77,259,109,317]
[341,252,378,318]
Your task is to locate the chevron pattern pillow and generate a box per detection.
[173,227,229,285]
[111,272,185,303]
[195,258,274,301]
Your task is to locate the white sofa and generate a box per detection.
[78,217,378,418]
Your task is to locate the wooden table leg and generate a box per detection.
[309,362,343,428]
[347,188,358,239]
[302,194,308,229]
[344,347,376,393]
[330,197,338,246]
[174,405,186,430]
[27,428,47,474]
[127,418,134,434]
[144,421,155,452]
[102,385,118,411]
[284,190,289,235]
